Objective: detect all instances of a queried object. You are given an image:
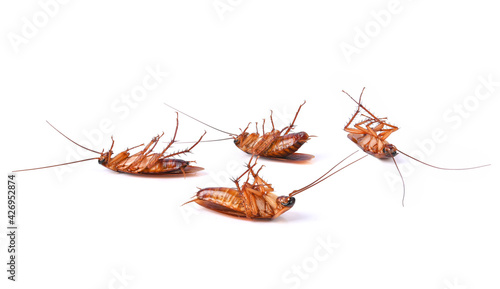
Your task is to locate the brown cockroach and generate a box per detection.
[183,152,366,220]
[343,87,490,205]
[165,102,313,161]
[14,113,206,176]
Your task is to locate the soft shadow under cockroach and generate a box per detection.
[342,87,490,206]
[165,102,314,161]
[183,152,366,220]
[14,113,206,176]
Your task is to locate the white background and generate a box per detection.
[1,1,499,289]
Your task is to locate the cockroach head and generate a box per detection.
[276,196,296,208]
[273,196,295,218]
[233,133,248,145]
[98,151,112,165]
[383,144,398,157]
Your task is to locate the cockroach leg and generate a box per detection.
[128,134,163,169]
[284,100,306,135]
[269,110,275,130]
[160,112,180,155]
[163,131,206,159]
[241,122,251,134]
[125,143,145,152]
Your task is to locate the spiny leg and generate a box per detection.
[126,143,145,152]
[379,127,399,141]
[142,126,176,171]
[107,142,144,168]
[360,116,399,140]
[284,100,306,135]
[106,136,116,163]
[372,121,385,132]
[160,112,180,156]
[240,122,252,134]
[269,110,275,130]
[145,133,164,155]
[250,167,273,193]
[367,119,399,141]
[358,87,365,105]
[343,87,383,123]
[242,164,261,215]
[246,155,259,172]
[367,121,398,135]
[239,185,257,218]
[137,133,164,156]
[345,118,375,135]
[245,158,273,192]
[344,106,363,132]
[343,88,366,130]
[365,124,381,139]
[128,133,164,169]
[360,114,388,122]
[163,131,206,159]
[138,114,184,172]
[231,167,254,218]
[232,155,257,184]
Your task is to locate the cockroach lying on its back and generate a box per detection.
[14,113,206,176]
[342,87,490,205]
[165,102,313,161]
[183,152,366,220]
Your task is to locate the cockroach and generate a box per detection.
[342,87,490,206]
[14,113,206,176]
[183,152,366,220]
[165,102,314,161]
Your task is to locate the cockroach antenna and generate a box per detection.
[164,103,237,136]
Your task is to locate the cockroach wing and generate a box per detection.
[194,188,248,218]
[261,132,311,158]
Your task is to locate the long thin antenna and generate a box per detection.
[290,152,367,197]
[13,157,99,172]
[46,121,101,154]
[170,137,234,144]
[164,104,236,136]
[397,149,491,170]
[291,151,358,195]
[390,155,406,207]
